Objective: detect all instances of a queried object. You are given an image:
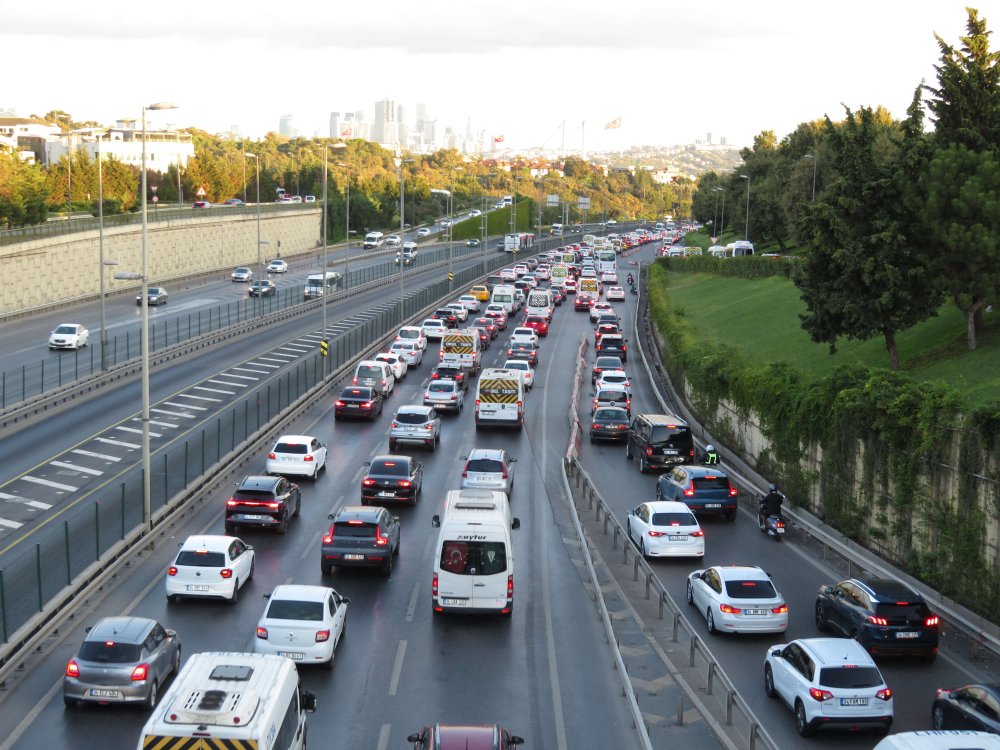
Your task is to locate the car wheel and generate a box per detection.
[389,440,397,452]
[172,646,182,675]
[932,705,946,730]
[229,580,240,605]
[321,652,335,671]
[247,558,255,581]
[625,441,633,460]
[312,465,319,481]
[723,510,736,522]
[589,435,595,444]
[814,603,829,632]
[295,497,302,517]
[639,538,647,559]
[321,562,333,576]
[764,665,776,698]
[655,485,662,501]
[706,608,717,635]
[167,594,179,604]
[686,580,694,606]
[224,523,236,535]
[63,696,78,709]
[381,553,393,578]
[145,680,159,710]
[638,455,648,473]
[922,650,938,664]
[795,700,813,737]
[276,514,288,534]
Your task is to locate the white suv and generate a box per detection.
[764,637,893,737]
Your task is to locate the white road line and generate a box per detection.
[405,580,421,622]
[0,518,24,529]
[50,461,103,476]
[71,449,121,461]
[275,348,303,355]
[284,345,312,352]
[147,420,178,429]
[217,373,258,381]
[300,529,323,560]
[258,356,292,363]
[164,401,207,411]
[118,426,163,437]
[351,467,363,484]
[174,393,221,402]
[193,386,236,395]
[248,362,280,369]
[388,640,407,696]
[375,724,391,750]
[231,367,270,375]
[96,437,141,449]
[22,500,52,510]
[151,408,194,419]
[207,379,247,388]
[22,476,78,492]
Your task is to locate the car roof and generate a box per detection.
[645,500,698,514]
[795,637,878,667]
[85,616,156,644]
[274,435,315,444]
[850,578,922,601]
[267,584,334,603]
[333,505,383,522]
[467,448,507,461]
[680,466,730,479]
[179,534,241,552]
[370,455,413,467]
[637,413,687,426]
[434,724,501,749]
[341,386,374,396]
[713,565,770,581]
[594,406,628,417]
[237,475,282,491]
[396,405,433,416]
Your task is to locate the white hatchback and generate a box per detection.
[509,327,539,347]
[606,286,626,301]
[166,535,255,603]
[375,352,408,381]
[265,434,328,480]
[422,318,447,340]
[686,565,789,635]
[627,501,704,558]
[254,584,349,670]
[396,325,428,351]
[390,340,424,367]
[457,295,481,312]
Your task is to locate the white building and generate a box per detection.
[45,120,194,174]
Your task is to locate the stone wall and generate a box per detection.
[0,209,321,315]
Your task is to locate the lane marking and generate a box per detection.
[388,640,407,696]
[71,449,121,461]
[151,408,195,419]
[163,401,206,411]
[0,493,53,510]
[405,580,420,622]
[0,518,24,529]
[146,420,178,429]
[22,476,78,492]
[300,529,323,560]
[174,393,221,402]
[193,386,236,395]
[257,356,291,363]
[216,373,259,382]
[117,426,162,437]
[207,380,247,388]
[375,724,391,750]
[248,362,280,369]
[96,437,141,448]
[230,367,270,375]
[50,461,103,476]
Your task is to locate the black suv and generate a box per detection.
[595,334,628,362]
[321,506,401,577]
[625,413,694,472]
[815,578,940,661]
[225,475,301,534]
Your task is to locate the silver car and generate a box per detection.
[63,616,181,708]
[460,448,516,498]
[389,405,442,451]
[423,379,464,413]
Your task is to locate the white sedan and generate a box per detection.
[606,286,626,301]
[422,318,447,340]
[445,303,469,322]
[267,259,289,273]
[457,295,481,312]
[686,565,789,635]
[265,434,328,479]
[503,359,534,390]
[254,584,349,669]
[396,325,428,351]
[390,340,424,367]
[509,327,540,347]
[627,501,704,558]
[49,323,90,350]
[416,228,431,237]
[601,271,619,284]
[595,369,632,395]
[375,352,408,381]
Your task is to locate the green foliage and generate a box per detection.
[0,154,49,228]
[658,255,796,279]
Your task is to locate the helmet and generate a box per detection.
[706,444,715,452]
[768,483,777,492]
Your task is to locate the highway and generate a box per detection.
[0,233,992,749]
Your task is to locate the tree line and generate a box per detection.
[691,8,1000,363]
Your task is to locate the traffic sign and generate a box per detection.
[320,339,329,357]
[447,272,454,282]
[196,186,207,197]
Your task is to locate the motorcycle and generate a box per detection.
[630,283,637,295]
[757,495,786,541]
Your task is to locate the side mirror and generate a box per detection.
[165,629,177,639]
[327,513,335,520]
[511,737,525,746]
[245,545,254,551]
[263,592,272,599]
[363,461,371,467]
[300,690,317,713]
[341,597,351,604]
[432,515,441,528]
[393,515,400,522]
[512,518,521,530]
[407,735,421,743]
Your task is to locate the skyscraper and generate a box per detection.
[329,112,341,139]
[279,114,295,137]
[373,99,397,145]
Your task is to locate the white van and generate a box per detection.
[726,240,755,257]
[136,652,316,750]
[363,231,384,249]
[874,732,1000,750]
[441,330,481,373]
[490,284,517,313]
[432,490,520,615]
[551,223,563,236]
[353,360,395,397]
[475,368,525,430]
[525,289,553,319]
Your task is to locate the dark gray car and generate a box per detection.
[63,616,181,709]
[321,506,401,577]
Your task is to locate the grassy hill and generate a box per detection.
[661,271,1000,406]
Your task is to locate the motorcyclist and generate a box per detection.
[759,483,784,526]
[700,444,719,465]
[626,272,635,286]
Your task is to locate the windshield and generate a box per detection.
[274,443,308,455]
[54,325,77,334]
[693,475,731,491]
[439,540,508,575]
[265,599,324,622]
[651,512,697,526]
[332,521,376,538]
[399,329,418,339]
[465,458,504,473]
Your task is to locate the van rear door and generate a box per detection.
[470,539,510,611]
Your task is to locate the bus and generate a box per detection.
[304,271,342,299]
[504,232,534,253]
[596,249,617,275]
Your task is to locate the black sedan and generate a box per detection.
[321,506,401,577]
[334,386,384,421]
[136,287,168,306]
[506,341,538,366]
[361,455,423,505]
[655,465,738,520]
[932,683,1000,733]
[248,280,277,296]
[431,363,469,391]
[590,407,629,443]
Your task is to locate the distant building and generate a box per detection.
[373,99,397,146]
[279,114,295,137]
[45,120,194,173]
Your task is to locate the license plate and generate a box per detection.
[282,457,297,462]
[89,689,120,698]
[896,631,920,639]
[243,514,264,520]
[840,698,869,706]
[442,598,468,606]
[663,449,679,455]
[704,503,722,509]
[278,652,305,660]
[378,491,396,498]
[745,609,768,616]
[186,585,209,592]
[348,404,359,408]
[668,535,688,541]
[344,554,365,560]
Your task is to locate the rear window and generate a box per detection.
[399,329,418,339]
[274,443,308,455]
[356,366,381,379]
[598,391,627,402]
[265,599,324,622]
[175,550,226,567]
[594,408,627,421]
[439,540,508,575]
[79,641,143,663]
[333,521,377,538]
[395,412,429,424]
[693,475,731,491]
[466,458,503,473]
[371,460,408,476]
[818,666,884,689]
[233,489,277,502]
[600,336,624,346]
[427,381,454,393]
[651,512,698,526]
[650,425,690,444]
[341,387,373,399]
[872,601,931,620]
[724,579,777,599]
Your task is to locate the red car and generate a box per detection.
[575,293,595,311]
[523,315,549,336]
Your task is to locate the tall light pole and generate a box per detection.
[449,166,463,291]
[96,131,115,370]
[395,156,414,326]
[244,152,263,313]
[739,174,750,241]
[711,187,722,242]
[803,153,817,201]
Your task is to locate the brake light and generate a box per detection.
[226,498,237,507]
[131,664,150,682]
[728,484,738,497]
[352,377,358,385]
[268,452,276,459]
[776,520,785,528]
[315,630,331,643]
[375,528,388,546]
[322,532,333,544]
[424,424,434,430]
[690,530,704,537]
[220,568,233,579]
[645,447,653,456]
[868,615,889,626]
[363,479,376,487]
[335,400,345,407]
[809,687,834,702]
[66,659,80,678]
[304,455,314,462]
[875,688,893,701]
[391,421,399,428]
[507,574,514,600]
[719,603,742,614]
[683,483,695,497]
[648,530,667,537]
[772,604,789,614]
[167,566,178,576]
[362,402,372,408]
[926,616,940,626]
[432,573,439,596]
[399,480,412,488]
[256,627,268,640]
[475,399,480,407]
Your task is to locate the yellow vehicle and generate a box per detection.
[470,285,490,302]
[579,277,601,296]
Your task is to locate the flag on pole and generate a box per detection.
[494,135,504,143]
[340,125,354,138]
[604,117,622,130]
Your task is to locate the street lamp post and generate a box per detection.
[395,157,414,326]
[739,174,750,241]
[244,152,263,314]
[803,153,817,201]
[97,131,107,369]
[711,187,722,242]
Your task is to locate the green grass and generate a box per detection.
[663,272,1000,406]
[451,200,533,241]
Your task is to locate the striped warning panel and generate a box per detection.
[478,379,519,404]
[141,736,258,750]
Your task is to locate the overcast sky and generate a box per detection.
[0,0,977,151]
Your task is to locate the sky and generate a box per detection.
[0,0,979,153]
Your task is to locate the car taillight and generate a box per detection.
[322,533,333,544]
[220,568,233,579]
[507,575,514,600]
[868,615,889,626]
[690,530,704,537]
[450,394,457,401]
[475,399,480,407]
[424,424,434,430]
[66,659,80,678]
[776,520,785,528]
[772,604,788,614]
[399,480,412,488]
[335,400,345,407]
[728,484,738,497]
[926,616,940,626]
[268,452,276,459]
[256,627,269,640]
[375,529,388,546]
[131,664,149,682]
[648,530,667,537]
[683,483,695,497]
[432,573,439,596]
[352,377,358,385]
[363,479,376,487]
[719,603,742,614]
[167,566,178,576]
[808,687,834,702]
[304,455,314,462]
[875,688,893,701]
[362,402,372,408]
[645,447,653,456]
[226,498,237,507]
[315,630,330,643]
[267,501,280,509]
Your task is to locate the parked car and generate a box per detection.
[321,506,401,576]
